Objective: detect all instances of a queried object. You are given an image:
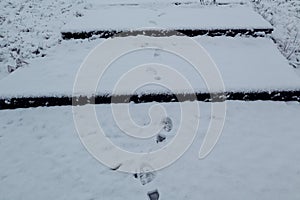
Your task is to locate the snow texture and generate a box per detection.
[0,101,300,199]
[0,0,87,80]
[62,5,273,32]
[0,36,299,98]
[251,0,300,68]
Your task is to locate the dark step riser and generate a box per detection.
[105,2,246,7]
[0,90,299,110]
[61,29,273,40]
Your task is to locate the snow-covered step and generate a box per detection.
[61,5,273,39]
[87,0,247,6]
[1,102,300,199]
[88,0,247,7]
[1,37,300,98]
[0,37,299,104]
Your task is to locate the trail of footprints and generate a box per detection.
[131,117,173,199]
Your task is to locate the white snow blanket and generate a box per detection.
[0,37,299,98]
[62,5,272,32]
[0,101,299,199]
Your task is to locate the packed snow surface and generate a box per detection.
[0,101,299,199]
[89,0,247,5]
[0,36,299,98]
[62,5,272,32]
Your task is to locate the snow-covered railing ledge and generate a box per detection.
[0,90,299,110]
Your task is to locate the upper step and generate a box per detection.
[85,0,247,6]
[61,5,273,39]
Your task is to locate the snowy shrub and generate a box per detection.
[0,0,87,78]
[252,0,300,68]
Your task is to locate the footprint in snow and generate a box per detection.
[146,66,161,81]
[133,163,156,186]
[153,49,160,57]
[146,67,158,75]
[158,12,166,17]
[156,133,166,143]
[149,20,157,25]
[147,189,160,200]
[161,117,173,132]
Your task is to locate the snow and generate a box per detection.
[251,0,300,68]
[62,5,272,32]
[1,1,300,199]
[87,0,246,6]
[0,0,246,82]
[0,36,299,98]
[0,101,300,199]
[0,0,87,80]
[1,0,299,81]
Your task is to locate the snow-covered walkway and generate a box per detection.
[1,1,300,200]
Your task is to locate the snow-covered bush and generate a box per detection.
[0,0,87,79]
[251,0,300,68]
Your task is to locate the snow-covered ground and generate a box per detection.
[251,0,300,68]
[0,0,88,80]
[0,101,300,199]
[1,1,300,199]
